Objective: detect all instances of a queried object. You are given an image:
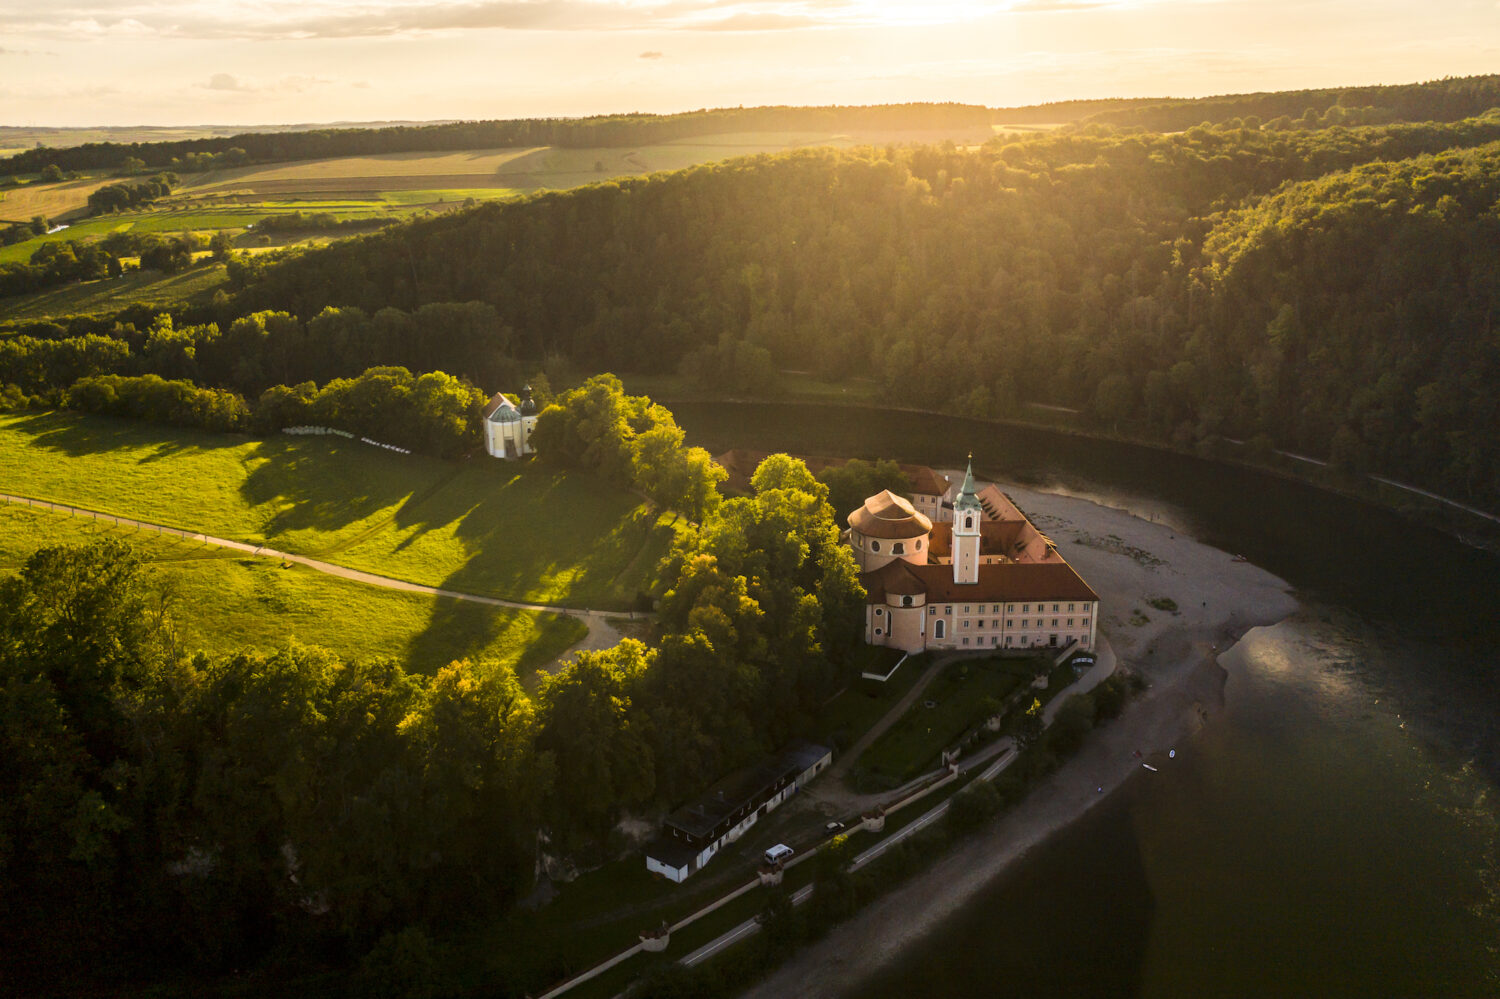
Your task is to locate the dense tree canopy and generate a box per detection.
[210,113,1500,508]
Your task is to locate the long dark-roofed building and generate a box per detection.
[644,742,831,883]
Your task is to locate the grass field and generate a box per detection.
[855,655,1042,786]
[0,176,118,224]
[0,263,228,319]
[0,410,677,609]
[0,503,586,675]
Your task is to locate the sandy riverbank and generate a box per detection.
[740,481,1299,999]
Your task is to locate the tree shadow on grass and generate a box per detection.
[238,436,469,547]
[400,464,676,673]
[9,410,245,463]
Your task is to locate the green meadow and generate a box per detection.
[0,503,586,676]
[0,263,228,318]
[0,410,680,609]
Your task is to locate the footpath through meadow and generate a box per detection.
[0,492,627,660]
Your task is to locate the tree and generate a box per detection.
[535,642,655,850]
[39,163,62,182]
[817,458,909,522]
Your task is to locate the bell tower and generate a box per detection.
[953,455,981,585]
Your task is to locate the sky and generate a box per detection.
[0,0,1496,127]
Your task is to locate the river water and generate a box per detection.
[671,401,1500,997]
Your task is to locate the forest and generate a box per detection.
[185,113,1500,509]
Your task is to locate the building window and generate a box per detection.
[1067,618,1074,626]
[874,628,883,636]
[992,605,1000,613]
[1068,603,1076,612]
[875,608,884,617]
[916,539,923,550]
[902,596,914,607]
[945,606,952,615]
[965,515,974,530]
[963,606,970,614]
[1083,618,1090,627]
[1021,619,1028,628]
[991,636,998,645]
[1022,604,1029,613]
[1051,618,1059,627]
[1053,604,1060,613]
[1005,636,1013,647]
[934,620,946,640]
[962,637,969,646]
[893,542,905,555]
[929,607,936,616]
[962,620,969,628]
[1007,604,1015,613]
[1007,619,1013,628]
[1050,635,1058,647]
[871,540,881,553]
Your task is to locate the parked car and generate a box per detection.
[764,844,795,865]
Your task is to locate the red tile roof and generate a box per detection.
[862,559,1098,605]
[847,490,932,539]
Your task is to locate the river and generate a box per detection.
[671,400,1500,997]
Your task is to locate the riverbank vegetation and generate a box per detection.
[631,670,1134,999]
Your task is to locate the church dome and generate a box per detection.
[847,490,932,540]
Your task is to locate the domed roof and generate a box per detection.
[519,385,538,416]
[847,490,932,540]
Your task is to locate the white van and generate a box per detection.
[764,844,795,865]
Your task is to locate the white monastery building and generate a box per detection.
[482,386,538,459]
[847,459,1100,655]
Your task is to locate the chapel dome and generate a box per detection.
[846,490,933,540]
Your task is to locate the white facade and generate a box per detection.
[483,388,538,459]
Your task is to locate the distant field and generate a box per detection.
[0,263,228,320]
[0,503,586,676]
[0,176,116,223]
[0,410,676,609]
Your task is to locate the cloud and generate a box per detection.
[203,72,251,91]
[0,0,981,41]
[197,72,334,94]
[639,50,665,59]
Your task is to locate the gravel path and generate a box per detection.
[0,492,626,665]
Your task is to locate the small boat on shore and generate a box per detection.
[1142,763,1158,772]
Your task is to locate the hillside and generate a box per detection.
[199,115,1500,510]
[0,409,678,609]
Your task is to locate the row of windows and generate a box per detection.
[878,619,1091,640]
[959,618,1089,630]
[867,538,924,555]
[928,602,1091,617]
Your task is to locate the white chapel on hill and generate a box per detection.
[482,386,539,459]
[847,458,1100,655]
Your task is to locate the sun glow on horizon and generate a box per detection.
[0,0,1492,127]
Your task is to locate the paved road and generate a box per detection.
[0,492,628,660]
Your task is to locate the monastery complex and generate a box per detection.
[848,459,1099,656]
